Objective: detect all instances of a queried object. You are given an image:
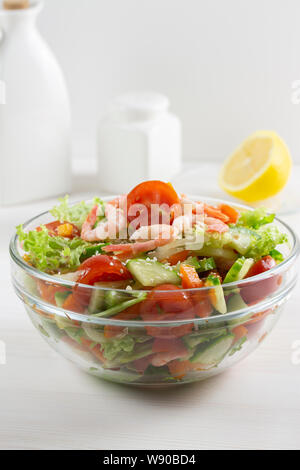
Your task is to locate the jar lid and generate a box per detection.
[111,91,169,121]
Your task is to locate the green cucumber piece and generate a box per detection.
[228,227,260,255]
[80,244,107,262]
[229,336,247,356]
[269,249,284,263]
[227,293,248,312]
[88,283,106,314]
[116,343,153,365]
[196,247,238,261]
[190,333,234,365]
[93,292,146,318]
[183,329,228,349]
[223,257,254,284]
[127,258,180,287]
[55,291,70,308]
[104,290,130,309]
[205,274,227,314]
[184,256,216,272]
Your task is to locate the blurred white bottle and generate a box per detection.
[97,92,182,194]
[0,1,71,205]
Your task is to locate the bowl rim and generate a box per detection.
[9,195,300,293]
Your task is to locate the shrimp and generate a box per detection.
[103,225,179,256]
[180,194,204,215]
[81,203,127,242]
[205,216,229,233]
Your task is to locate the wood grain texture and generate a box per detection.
[1,188,300,450]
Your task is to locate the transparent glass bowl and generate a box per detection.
[10,199,300,387]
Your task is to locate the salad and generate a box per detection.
[17,180,288,383]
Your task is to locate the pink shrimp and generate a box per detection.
[205,216,229,233]
[151,346,188,367]
[81,203,127,242]
[103,225,178,256]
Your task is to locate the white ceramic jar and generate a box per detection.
[97,92,182,194]
[0,1,71,205]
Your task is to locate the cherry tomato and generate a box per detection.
[74,255,132,307]
[240,256,280,304]
[140,284,195,338]
[77,255,132,286]
[36,221,80,239]
[127,180,180,226]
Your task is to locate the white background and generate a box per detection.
[39,0,300,163]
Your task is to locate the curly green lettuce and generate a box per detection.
[246,225,288,258]
[102,335,135,361]
[17,225,93,273]
[50,195,105,229]
[236,207,275,229]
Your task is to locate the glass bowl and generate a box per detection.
[10,198,300,387]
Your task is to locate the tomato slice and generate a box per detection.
[140,284,195,338]
[77,255,132,286]
[240,256,280,304]
[74,255,132,307]
[127,180,180,226]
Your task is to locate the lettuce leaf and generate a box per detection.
[236,207,275,229]
[102,335,135,361]
[17,225,92,273]
[246,225,288,258]
[50,195,104,229]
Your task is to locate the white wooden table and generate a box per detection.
[1,164,300,450]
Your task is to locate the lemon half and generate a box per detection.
[219,131,292,202]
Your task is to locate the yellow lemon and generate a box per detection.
[219,131,292,202]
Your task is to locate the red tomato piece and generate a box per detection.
[77,255,132,286]
[127,180,180,226]
[240,256,280,304]
[74,255,132,307]
[140,284,195,338]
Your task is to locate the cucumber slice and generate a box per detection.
[184,256,216,273]
[196,247,238,261]
[205,274,227,314]
[88,283,106,314]
[104,290,130,309]
[227,293,248,312]
[80,243,107,262]
[117,343,153,365]
[228,227,260,255]
[127,258,180,287]
[64,327,85,344]
[55,315,76,330]
[93,292,146,318]
[223,257,254,284]
[183,329,228,349]
[55,291,70,308]
[190,333,234,365]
